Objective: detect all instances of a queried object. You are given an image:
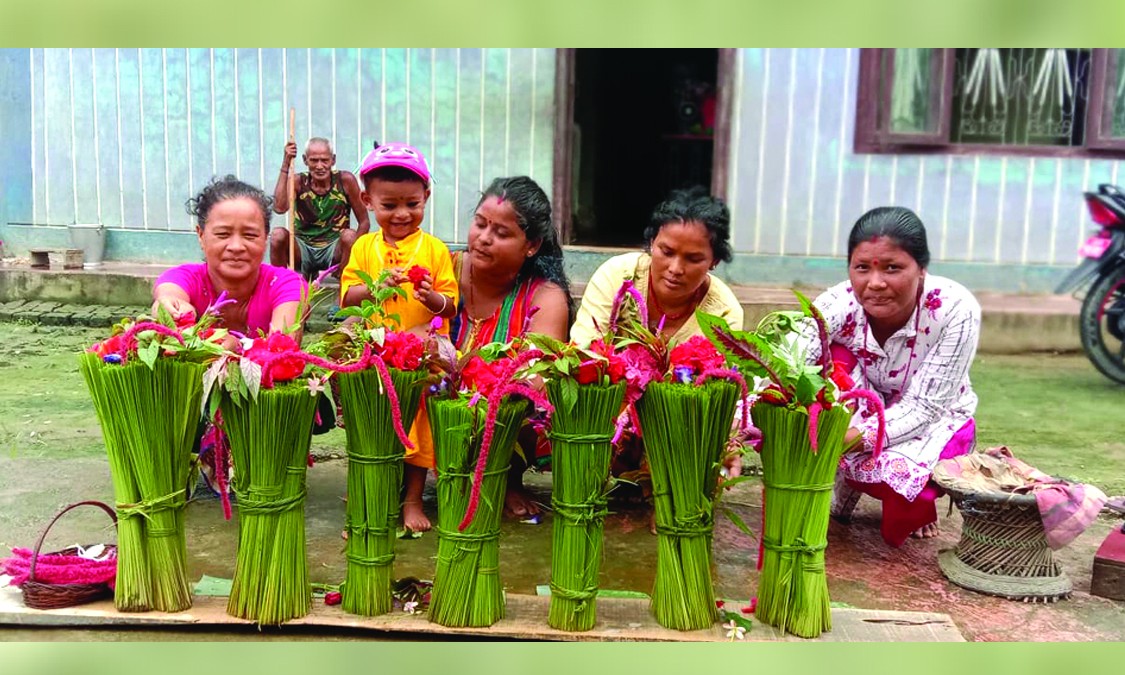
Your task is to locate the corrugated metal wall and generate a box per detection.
[726,48,1122,266]
[21,48,557,244]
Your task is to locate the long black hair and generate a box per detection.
[847,206,931,269]
[186,175,272,230]
[477,176,574,318]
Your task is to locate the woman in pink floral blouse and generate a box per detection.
[811,206,981,547]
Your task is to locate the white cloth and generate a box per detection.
[810,274,981,501]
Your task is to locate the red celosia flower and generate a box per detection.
[174,312,196,329]
[379,331,424,371]
[743,598,757,614]
[244,332,305,382]
[575,360,600,385]
[92,334,128,359]
[606,354,626,383]
[407,265,430,286]
[830,361,855,391]
[460,356,502,396]
[324,591,342,606]
[669,335,726,377]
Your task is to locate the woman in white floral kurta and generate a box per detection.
[811,207,981,547]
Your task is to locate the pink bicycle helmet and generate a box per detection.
[357,142,431,185]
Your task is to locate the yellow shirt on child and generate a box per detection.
[338,227,459,469]
[339,228,460,334]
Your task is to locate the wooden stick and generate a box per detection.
[288,108,296,271]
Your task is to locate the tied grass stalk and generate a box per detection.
[545,380,625,632]
[222,385,318,625]
[753,402,850,639]
[78,353,202,612]
[338,368,425,617]
[427,397,529,628]
[636,380,739,631]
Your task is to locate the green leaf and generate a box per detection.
[795,371,826,405]
[138,340,160,370]
[720,506,756,540]
[560,377,579,417]
[720,609,754,632]
[155,303,175,328]
[355,269,377,290]
[240,358,262,402]
[335,306,366,318]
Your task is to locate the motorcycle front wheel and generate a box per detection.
[1079,263,1125,385]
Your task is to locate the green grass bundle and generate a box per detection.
[545,379,625,631]
[752,402,850,638]
[221,384,318,625]
[427,396,529,628]
[636,379,739,631]
[78,352,202,613]
[338,368,425,616]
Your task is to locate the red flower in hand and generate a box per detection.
[407,265,430,286]
[173,312,196,329]
[575,360,600,385]
[244,332,305,383]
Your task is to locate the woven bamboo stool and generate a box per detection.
[934,480,1071,602]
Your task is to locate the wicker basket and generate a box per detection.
[21,501,118,610]
[935,481,1071,603]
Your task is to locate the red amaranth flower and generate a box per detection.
[839,388,886,457]
[324,591,342,606]
[458,381,553,532]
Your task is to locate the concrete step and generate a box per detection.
[1,261,1083,353]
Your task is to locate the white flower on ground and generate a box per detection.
[725,619,746,641]
[403,601,418,614]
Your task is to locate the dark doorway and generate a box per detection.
[567,49,720,247]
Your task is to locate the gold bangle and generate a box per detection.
[432,294,449,315]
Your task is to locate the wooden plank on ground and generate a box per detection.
[0,588,964,642]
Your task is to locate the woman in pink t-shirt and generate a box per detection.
[154,176,311,498]
[154,175,306,337]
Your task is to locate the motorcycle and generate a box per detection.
[1055,183,1125,385]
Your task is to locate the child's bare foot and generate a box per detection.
[648,510,657,536]
[401,464,432,533]
[503,487,540,519]
[911,521,939,538]
[402,500,431,533]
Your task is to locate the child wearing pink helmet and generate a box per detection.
[340,141,459,534]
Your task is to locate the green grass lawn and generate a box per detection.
[1,321,1122,496]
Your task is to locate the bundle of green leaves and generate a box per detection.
[307,268,434,617]
[79,307,227,612]
[523,335,628,631]
[698,292,886,639]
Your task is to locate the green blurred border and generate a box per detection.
[3,0,1122,665]
[2,643,1125,674]
[2,0,1124,45]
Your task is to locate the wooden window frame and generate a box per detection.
[856,48,1125,158]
